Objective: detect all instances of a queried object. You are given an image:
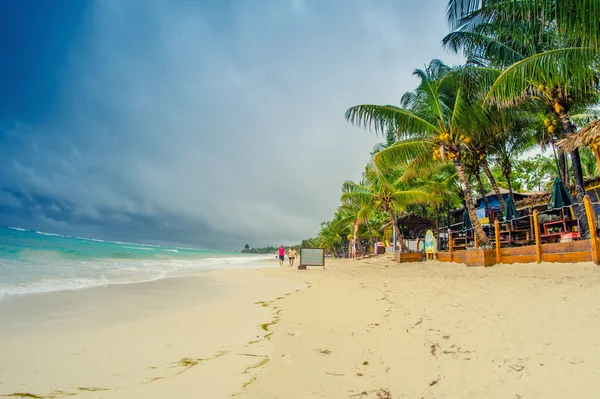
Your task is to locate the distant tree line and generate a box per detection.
[241,245,278,254]
[242,240,318,254]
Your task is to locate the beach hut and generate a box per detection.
[557,119,600,174]
[474,188,530,223]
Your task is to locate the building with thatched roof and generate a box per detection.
[381,212,435,240]
[557,119,600,173]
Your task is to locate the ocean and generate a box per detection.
[0,226,271,300]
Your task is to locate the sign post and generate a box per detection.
[299,248,325,270]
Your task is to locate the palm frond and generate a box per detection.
[374,139,433,170]
[345,104,439,136]
[486,47,599,104]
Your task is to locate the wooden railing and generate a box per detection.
[438,195,600,266]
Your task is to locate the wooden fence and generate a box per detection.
[396,195,600,267]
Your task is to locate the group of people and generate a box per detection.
[277,245,298,267]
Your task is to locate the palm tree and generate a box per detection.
[317,215,350,257]
[346,60,493,245]
[446,0,600,49]
[371,128,398,155]
[444,0,600,192]
[341,161,438,249]
[482,106,538,198]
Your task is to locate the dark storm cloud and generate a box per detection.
[0,0,462,249]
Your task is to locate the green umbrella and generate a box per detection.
[503,196,518,221]
[462,210,472,231]
[550,177,573,209]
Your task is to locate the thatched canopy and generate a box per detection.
[557,119,600,152]
[381,212,435,233]
[515,192,553,209]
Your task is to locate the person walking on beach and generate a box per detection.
[287,247,297,266]
[277,245,285,267]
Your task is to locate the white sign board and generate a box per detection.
[300,248,325,269]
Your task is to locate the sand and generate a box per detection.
[2,256,600,398]
[0,267,304,398]
[241,256,600,399]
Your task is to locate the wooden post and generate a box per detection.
[529,208,534,241]
[584,195,600,264]
[533,210,542,263]
[494,220,501,264]
[448,231,453,262]
[474,232,479,248]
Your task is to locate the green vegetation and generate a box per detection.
[241,246,278,254]
[301,0,600,252]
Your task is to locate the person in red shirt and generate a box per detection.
[277,245,285,267]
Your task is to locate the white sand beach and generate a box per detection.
[0,267,304,398]
[2,257,600,398]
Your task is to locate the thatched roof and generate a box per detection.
[514,176,600,208]
[381,212,435,232]
[514,192,552,208]
[557,119,600,152]
[476,187,530,201]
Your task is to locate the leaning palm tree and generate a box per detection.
[444,0,600,192]
[341,161,439,249]
[317,214,351,257]
[346,60,493,245]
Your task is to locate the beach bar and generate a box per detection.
[394,188,600,267]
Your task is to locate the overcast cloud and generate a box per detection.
[0,0,462,249]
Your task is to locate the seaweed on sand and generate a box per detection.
[177,357,206,370]
[2,391,78,399]
[76,388,109,392]
[175,350,229,373]
[143,376,165,384]
[244,358,270,372]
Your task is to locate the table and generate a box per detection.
[541,219,580,243]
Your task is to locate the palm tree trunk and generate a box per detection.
[434,205,440,251]
[558,150,568,184]
[365,219,375,253]
[454,159,490,246]
[505,172,515,200]
[558,111,586,193]
[475,167,491,218]
[501,161,515,200]
[445,200,451,230]
[481,159,505,212]
[386,208,405,251]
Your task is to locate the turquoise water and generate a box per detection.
[0,226,269,299]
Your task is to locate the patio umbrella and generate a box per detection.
[503,196,518,221]
[462,210,472,231]
[550,177,573,209]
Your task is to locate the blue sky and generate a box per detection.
[0,0,462,249]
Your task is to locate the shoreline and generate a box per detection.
[0,255,276,303]
[0,265,304,398]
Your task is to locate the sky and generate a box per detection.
[0,0,463,250]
